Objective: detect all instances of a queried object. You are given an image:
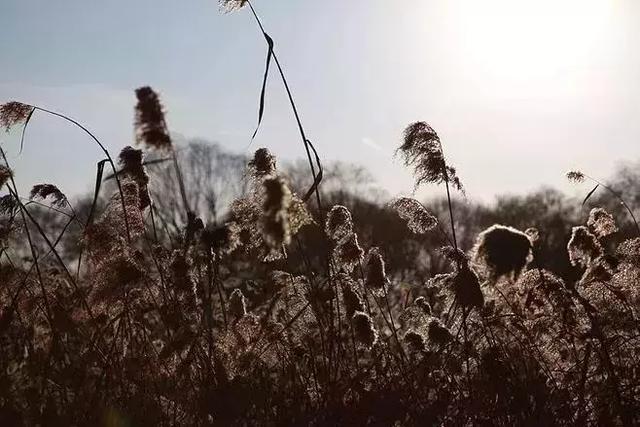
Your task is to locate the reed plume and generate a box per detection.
[473,224,532,279]
[134,87,172,151]
[201,222,240,256]
[0,101,33,131]
[333,232,364,273]
[0,165,12,188]
[566,170,586,183]
[339,273,364,318]
[352,311,378,348]
[325,205,353,243]
[261,176,292,250]
[118,146,151,209]
[365,247,389,297]
[29,184,67,208]
[219,0,249,12]
[587,207,617,238]
[0,194,17,215]
[248,147,277,178]
[398,121,462,191]
[390,197,438,234]
[567,226,603,267]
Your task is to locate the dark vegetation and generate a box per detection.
[2,1,640,425]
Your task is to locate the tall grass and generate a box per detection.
[1,5,640,425]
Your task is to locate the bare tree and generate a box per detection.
[148,138,249,232]
[284,159,383,202]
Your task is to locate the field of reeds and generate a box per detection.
[2,1,640,425]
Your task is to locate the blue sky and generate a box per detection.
[1,0,640,202]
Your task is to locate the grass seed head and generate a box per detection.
[339,274,364,318]
[134,86,172,150]
[473,224,532,279]
[452,264,484,309]
[0,101,33,132]
[29,184,67,208]
[201,222,240,256]
[414,296,432,315]
[391,197,438,234]
[0,165,12,189]
[616,238,640,266]
[566,170,586,183]
[219,0,249,12]
[365,247,389,297]
[325,205,353,243]
[587,207,618,238]
[398,121,463,191]
[352,311,378,348]
[0,194,17,215]
[118,146,151,209]
[261,177,292,249]
[249,148,277,178]
[568,226,603,267]
[333,232,364,273]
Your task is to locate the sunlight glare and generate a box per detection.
[446,0,614,89]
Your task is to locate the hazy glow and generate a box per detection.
[1,0,638,201]
[446,0,613,88]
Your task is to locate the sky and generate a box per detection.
[1,0,640,203]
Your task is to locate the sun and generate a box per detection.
[444,0,614,89]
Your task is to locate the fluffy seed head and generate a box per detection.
[568,226,603,267]
[414,296,432,315]
[517,268,565,293]
[352,311,378,348]
[248,148,277,178]
[0,165,12,188]
[516,269,571,316]
[91,251,145,304]
[0,195,17,215]
[566,170,586,183]
[0,218,15,248]
[339,274,364,317]
[0,102,33,131]
[473,224,532,279]
[119,146,151,209]
[201,222,240,255]
[219,0,248,12]
[452,264,484,309]
[325,205,353,243]
[440,246,468,266]
[287,196,314,235]
[365,247,389,297]
[29,184,67,208]
[88,178,145,251]
[261,177,292,250]
[398,121,463,191]
[390,197,438,234]
[263,177,291,213]
[134,86,172,150]
[617,238,640,266]
[333,233,364,273]
[587,207,617,238]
